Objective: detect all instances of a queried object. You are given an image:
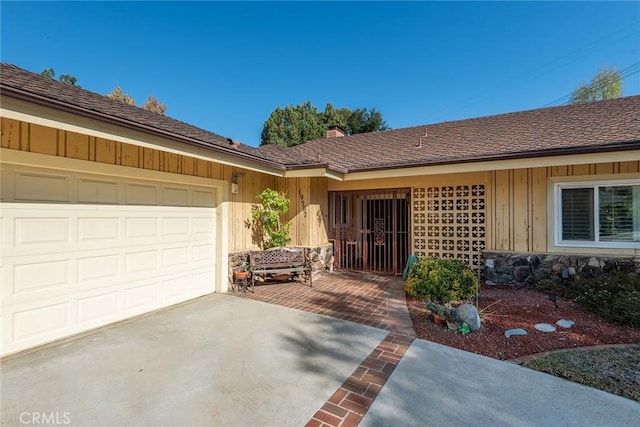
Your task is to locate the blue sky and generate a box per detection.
[2,1,639,147]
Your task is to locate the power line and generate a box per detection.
[542,61,640,107]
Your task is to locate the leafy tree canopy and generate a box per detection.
[570,65,622,105]
[261,102,390,146]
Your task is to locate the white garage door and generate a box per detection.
[1,163,218,356]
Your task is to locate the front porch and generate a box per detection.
[234,271,416,337]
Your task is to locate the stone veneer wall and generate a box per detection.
[483,251,640,286]
[228,243,334,287]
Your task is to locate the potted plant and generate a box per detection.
[426,301,445,325]
[234,262,250,280]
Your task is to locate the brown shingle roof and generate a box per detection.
[285,96,640,172]
[0,63,265,160]
[2,63,638,174]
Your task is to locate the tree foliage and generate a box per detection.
[142,95,167,115]
[261,102,390,146]
[260,102,325,147]
[40,68,80,86]
[245,188,291,249]
[106,86,135,105]
[570,66,622,104]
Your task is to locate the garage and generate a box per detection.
[1,154,220,356]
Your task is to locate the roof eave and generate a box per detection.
[344,141,640,173]
[0,84,287,172]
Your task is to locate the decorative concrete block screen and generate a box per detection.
[412,185,486,270]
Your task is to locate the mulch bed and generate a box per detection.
[407,284,640,360]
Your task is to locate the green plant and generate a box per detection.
[245,188,291,250]
[573,272,640,327]
[405,257,478,304]
[235,261,250,273]
[532,271,640,328]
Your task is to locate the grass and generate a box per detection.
[523,345,640,402]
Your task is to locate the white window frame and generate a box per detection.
[554,178,640,249]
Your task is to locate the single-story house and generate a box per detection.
[1,63,638,356]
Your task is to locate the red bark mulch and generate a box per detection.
[407,284,640,360]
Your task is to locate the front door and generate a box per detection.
[330,189,409,275]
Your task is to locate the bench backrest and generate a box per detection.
[249,247,306,269]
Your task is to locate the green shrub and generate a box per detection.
[573,271,640,328]
[405,257,478,303]
[532,271,640,328]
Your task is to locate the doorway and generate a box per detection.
[330,189,410,275]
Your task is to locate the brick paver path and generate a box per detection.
[234,271,417,426]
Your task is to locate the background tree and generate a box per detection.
[106,86,135,105]
[58,74,79,86]
[142,95,167,115]
[570,66,622,104]
[40,68,55,79]
[344,107,388,134]
[260,102,326,147]
[261,102,390,146]
[40,68,80,86]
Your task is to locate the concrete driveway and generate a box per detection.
[2,293,639,427]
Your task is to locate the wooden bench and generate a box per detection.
[249,247,312,292]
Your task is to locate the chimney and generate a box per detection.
[326,125,345,138]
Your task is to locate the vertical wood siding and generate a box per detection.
[490,162,640,252]
[1,118,328,250]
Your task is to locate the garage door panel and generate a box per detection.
[11,301,72,344]
[192,244,215,262]
[162,217,190,236]
[77,254,120,283]
[124,250,159,274]
[14,259,70,294]
[1,163,219,356]
[77,291,121,327]
[78,217,119,241]
[15,217,70,246]
[163,187,189,206]
[78,178,119,204]
[124,282,159,313]
[193,189,216,207]
[162,246,189,267]
[14,171,71,202]
[125,217,159,239]
[193,216,215,234]
[125,183,158,205]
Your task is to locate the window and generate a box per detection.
[556,179,640,248]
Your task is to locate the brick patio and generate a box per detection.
[234,271,417,426]
[235,271,416,338]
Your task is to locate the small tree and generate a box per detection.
[246,188,291,249]
[142,95,167,115]
[107,86,135,105]
[570,65,622,104]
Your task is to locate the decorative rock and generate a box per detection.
[588,257,602,268]
[453,304,481,331]
[505,328,528,338]
[534,323,556,332]
[556,319,575,328]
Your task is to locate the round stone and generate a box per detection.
[556,319,575,328]
[534,323,557,332]
[505,328,528,338]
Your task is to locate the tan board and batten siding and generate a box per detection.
[328,162,640,255]
[1,118,329,250]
